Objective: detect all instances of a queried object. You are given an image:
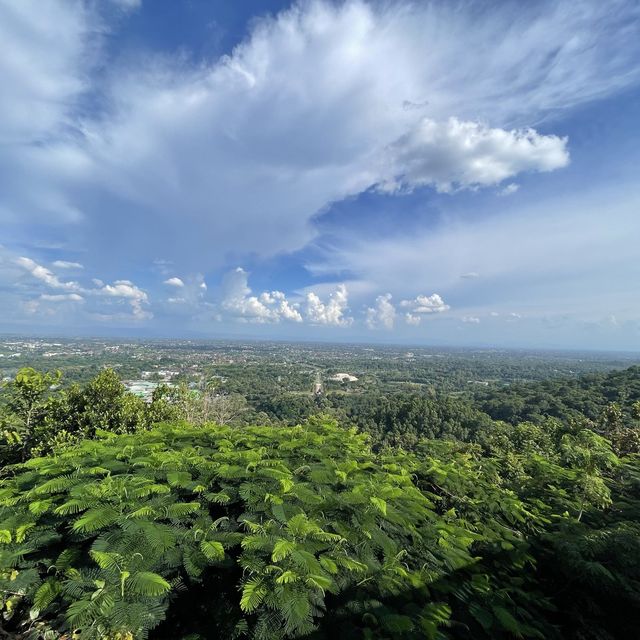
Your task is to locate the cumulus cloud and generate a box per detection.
[462,316,480,324]
[94,280,151,320]
[221,268,302,323]
[97,280,146,299]
[163,277,185,287]
[379,118,568,193]
[305,285,353,327]
[52,260,84,269]
[400,294,450,326]
[366,294,396,330]
[401,294,450,314]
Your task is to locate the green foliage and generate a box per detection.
[0,418,568,640]
[475,366,640,425]
[0,421,433,637]
[1,363,639,640]
[0,368,179,465]
[0,367,61,462]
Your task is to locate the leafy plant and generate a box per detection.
[0,419,491,639]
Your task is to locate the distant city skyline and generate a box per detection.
[1,0,639,349]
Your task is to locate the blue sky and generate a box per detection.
[1,0,639,349]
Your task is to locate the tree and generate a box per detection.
[80,368,145,434]
[168,383,248,426]
[1,367,61,461]
[204,392,248,425]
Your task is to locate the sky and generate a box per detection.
[1,0,639,350]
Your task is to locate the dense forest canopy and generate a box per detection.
[1,363,639,639]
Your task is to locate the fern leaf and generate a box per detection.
[127,571,171,597]
[201,540,225,561]
[166,471,192,487]
[164,502,200,518]
[90,550,122,570]
[72,507,119,533]
[370,496,387,516]
[28,500,53,516]
[240,578,267,612]
[66,599,95,627]
[305,574,333,593]
[32,578,61,613]
[492,605,522,635]
[272,539,296,562]
[275,570,299,585]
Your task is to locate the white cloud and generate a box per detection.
[462,316,480,324]
[461,272,480,279]
[98,280,146,300]
[162,274,209,314]
[498,183,520,196]
[378,118,568,193]
[163,277,185,287]
[221,267,302,323]
[401,294,450,314]
[305,284,352,327]
[91,280,152,320]
[2,0,640,345]
[40,293,84,302]
[15,255,151,321]
[4,0,639,268]
[322,182,640,324]
[366,293,396,330]
[52,260,84,269]
[15,257,80,291]
[0,0,93,146]
[399,294,450,326]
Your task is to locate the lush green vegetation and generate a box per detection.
[474,366,640,424]
[1,365,639,639]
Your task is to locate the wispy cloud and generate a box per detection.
[14,254,151,321]
[52,260,84,269]
[3,0,638,269]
